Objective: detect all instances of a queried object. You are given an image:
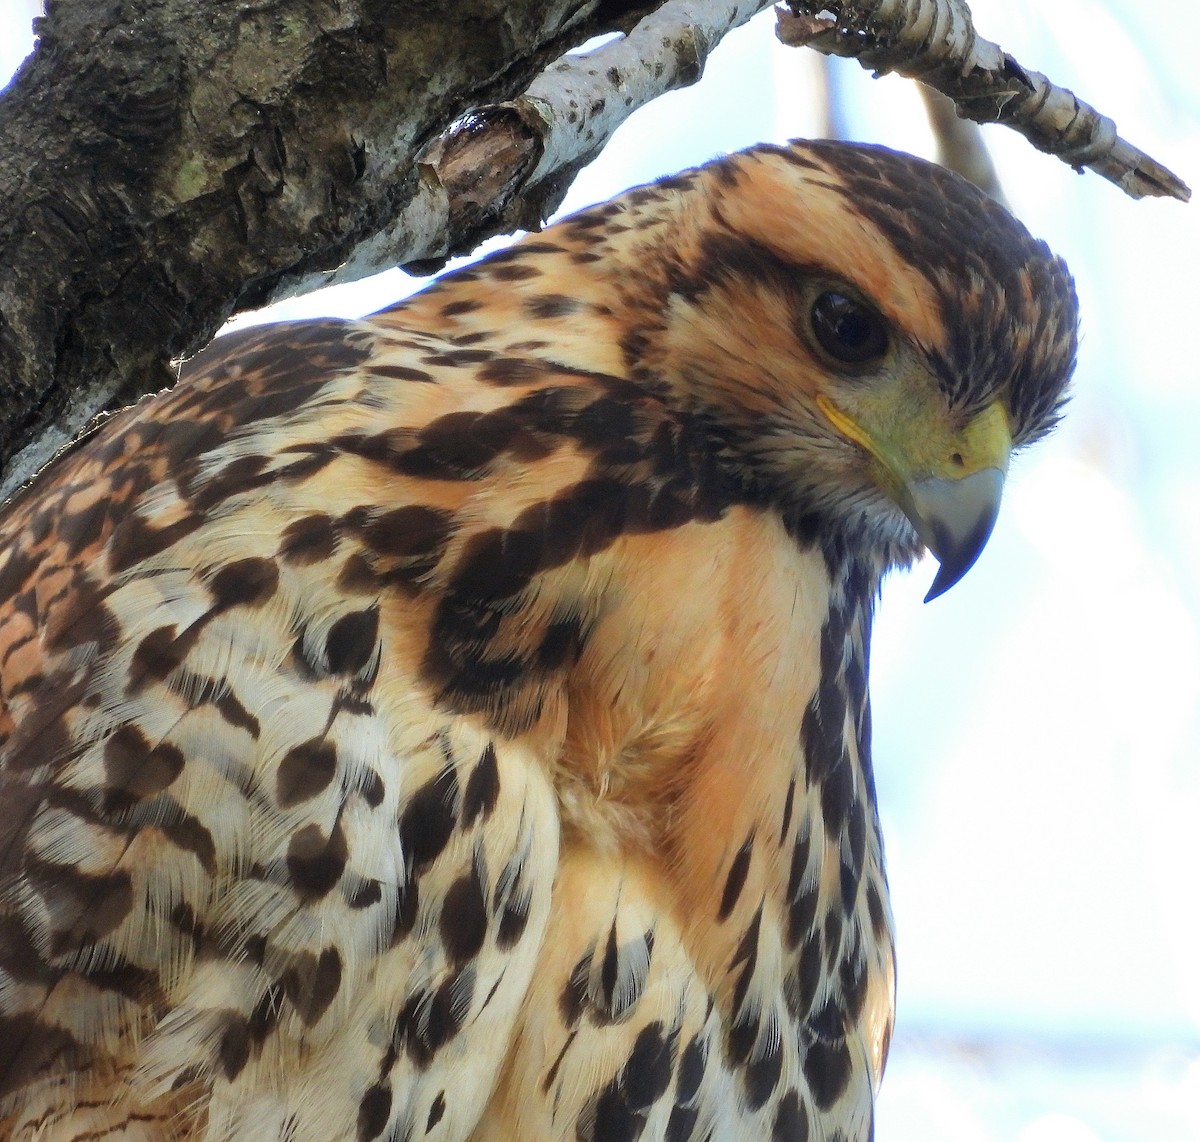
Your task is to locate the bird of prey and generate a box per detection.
[0,140,1076,1141]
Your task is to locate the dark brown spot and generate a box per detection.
[773,1090,809,1142]
[821,755,854,838]
[280,514,339,565]
[337,552,382,594]
[372,363,436,383]
[128,624,194,690]
[478,357,550,386]
[187,454,275,513]
[665,1104,698,1142]
[541,1027,578,1096]
[787,883,819,951]
[780,777,796,845]
[398,765,459,873]
[281,946,342,1026]
[560,949,591,1027]
[426,1090,446,1132]
[744,1027,783,1109]
[168,902,203,947]
[25,858,134,956]
[355,505,453,589]
[326,607,380,677]
[488,240,559,260]
[839,859,859,912]
[589,1021,671,1142]
[421,349,494,368]
[847,800,866,873]
[623,1020,672,1109]
[209,557,279,612]
[718,833,754,922]
[488,263,540,281]
[0,1014,85,1100]
[677,1035,706,1106]
[525,294,581,319]
[103,725,184,806]
[537,615,585,671]
[0,549,35,604]
[440,864,487,963]
[840,953,868,1022]
[866,881,887,939]
[496,888,531,950]
[61,498,110,558]
[823,910,844,971]
[357,1083,392,1141]
[162,811,218,875]
[506,338,549,352]
[359,768,384,808]
[392,877,418,943]
[248,984,282,1043]
[44,576,116,653]
[214,690,261,738]
[438,299,481,317]
[462,743,500,826]
[286,822,348,900]
[600,921,619,1013]
[2,677,83,769]
[729,907,761,1011]
[219,1014,251,1080]
[397,967,474,1067]
[804,1036,853,1110]
[108,512,202,574]
[275,443,338,482]
[357,505,452,560]
[277,738,338,807]
[787,934,822,1021]
[347,879,382,909]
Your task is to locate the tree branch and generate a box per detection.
[0,0,771,503]
[275,0,775,297]
[776,0,1191,203]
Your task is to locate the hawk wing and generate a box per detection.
[3,315,855,1142]
[0,319,597,1138]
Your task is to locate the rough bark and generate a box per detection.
[777,0,1191,203]
[0,0,671,498]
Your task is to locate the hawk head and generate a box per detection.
[630,140,1079,597]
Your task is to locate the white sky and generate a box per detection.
[2,3,1198,1138]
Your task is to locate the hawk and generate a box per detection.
[0,141,1076,1140]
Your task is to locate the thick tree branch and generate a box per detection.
[4,0,772,502]
[777,0,1191,203]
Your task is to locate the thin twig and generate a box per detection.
[776,0,1191,202]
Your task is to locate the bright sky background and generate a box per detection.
[2,3,1198,1139]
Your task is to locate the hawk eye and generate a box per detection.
[810,292,889,365]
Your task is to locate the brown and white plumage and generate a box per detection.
[0,141,1077,1140]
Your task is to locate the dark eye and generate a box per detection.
[810,292,889,365]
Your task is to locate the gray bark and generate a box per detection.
[0,0,668,498]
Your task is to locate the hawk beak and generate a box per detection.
[898,467,1005,602]
[817,395,1012,602]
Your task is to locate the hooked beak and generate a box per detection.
[817,395,1012,601]
[898,467,1005,601]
